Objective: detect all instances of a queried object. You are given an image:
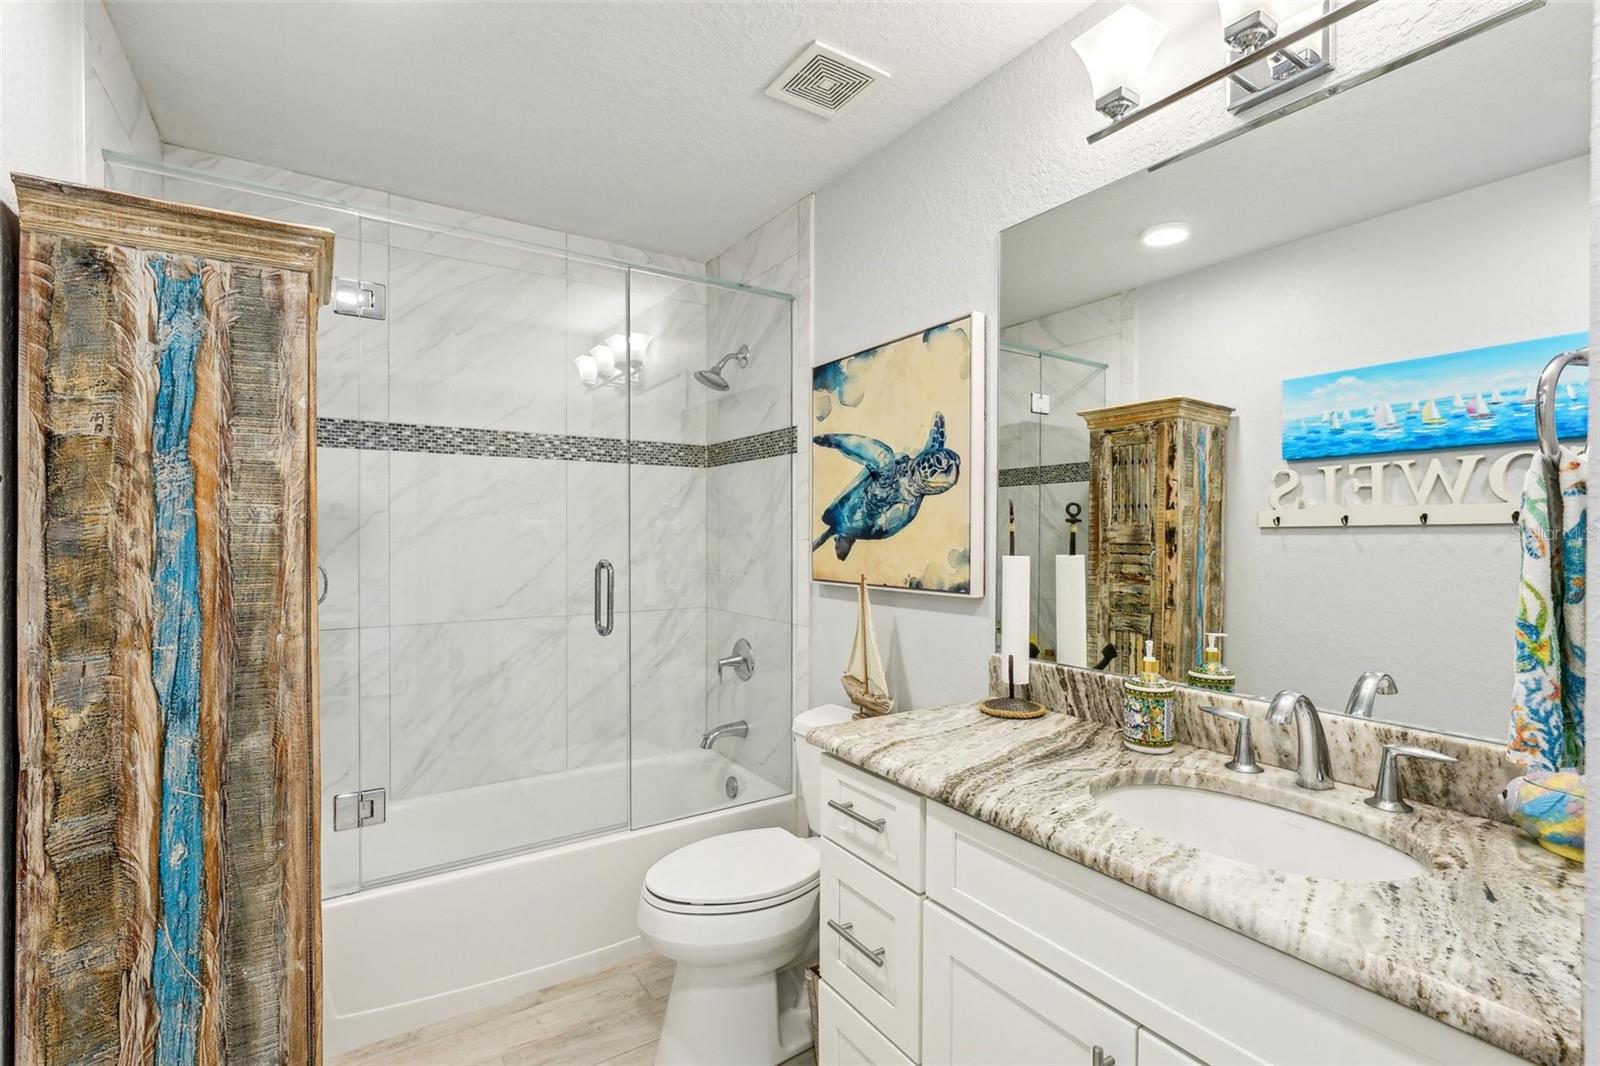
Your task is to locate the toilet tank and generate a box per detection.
[791,704,855,834]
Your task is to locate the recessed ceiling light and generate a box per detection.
[1140,222,1191,248]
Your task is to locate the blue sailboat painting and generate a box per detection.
[1281,332,1589,462]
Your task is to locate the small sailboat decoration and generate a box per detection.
[1465,393,1493,419]
[1407,400,1421,414]
[1566,382,1582,403]
[1452,392,1466,410]
[1329,410,1344,432]
[1520,384,1537,405]
[842,575,895,718]
[1372,401,1399,432]
[1420,398,1446,426]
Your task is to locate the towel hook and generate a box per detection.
[1535,347,1588,468]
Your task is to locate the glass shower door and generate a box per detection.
[353,218,633,885]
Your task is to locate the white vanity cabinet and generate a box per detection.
[922,904,1138,1066]
[815,755,1526,1066]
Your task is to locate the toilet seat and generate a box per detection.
[643,828,820,914]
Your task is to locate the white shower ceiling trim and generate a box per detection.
[105,0,1089,259]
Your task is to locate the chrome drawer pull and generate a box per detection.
[827,799,886,833]
[827,920,886,967]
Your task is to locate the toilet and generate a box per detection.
[637,704,854,1065]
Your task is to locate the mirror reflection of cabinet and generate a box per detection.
[1082,398,1231,679]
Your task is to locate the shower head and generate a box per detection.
[695,345,750,392]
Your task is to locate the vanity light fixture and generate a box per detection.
[1221,0,1334,113]
[1217,0,1318,52]
[576,332,653,390]
[1070,5,1170,122]
[1140,221,1191,248]
[1084,0,1379,144]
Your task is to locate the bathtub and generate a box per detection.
[323,749,796,1055]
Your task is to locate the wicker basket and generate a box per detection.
[806,965,821,1052]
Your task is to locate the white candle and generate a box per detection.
[1000,555,1032,686]
[1055,555,1088,668]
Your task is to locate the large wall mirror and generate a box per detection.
[997,0,1589,741]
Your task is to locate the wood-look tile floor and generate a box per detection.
[331,953,818,1066]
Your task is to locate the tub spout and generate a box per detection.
[699,720,749,750]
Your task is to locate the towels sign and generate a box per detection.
[1258,448,1534,528]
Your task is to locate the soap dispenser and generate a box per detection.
[1123,640,1176,754]
[1186,632,1237,694]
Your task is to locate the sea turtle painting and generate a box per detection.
[812,413,961,560]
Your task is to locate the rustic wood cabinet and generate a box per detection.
[1081,397,1231,681]
[14,176,332,1064]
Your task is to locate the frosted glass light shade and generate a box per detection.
[573,353,599,386]
[589,343,616,376]
[1070,6,1169,101]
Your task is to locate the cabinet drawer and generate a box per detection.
[922,902,1137,1066]
[820,756,925,891]
[1139,1029,1205,1065]
[821,841,923,1060]
[819,981,916,1066]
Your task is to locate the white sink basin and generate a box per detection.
[1094,784,1427,881]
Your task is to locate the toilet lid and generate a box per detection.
[644,828,820,907]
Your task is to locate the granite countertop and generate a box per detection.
[809,703,1584,1066]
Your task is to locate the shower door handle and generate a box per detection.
[594,559,615,636]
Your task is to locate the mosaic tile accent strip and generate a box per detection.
[999,461,1090,487]
[628,439,709,467]
[709,426,796,467]
[318,418,797,469]
[318,418,626,462]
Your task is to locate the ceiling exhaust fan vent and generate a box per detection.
[765,42,888,119]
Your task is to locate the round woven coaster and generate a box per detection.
[979,696,1045,719]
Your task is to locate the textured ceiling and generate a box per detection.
[107,0,1087,259]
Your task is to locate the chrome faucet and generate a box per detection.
[1267,689,1333,790]
[700,720,748,750]
[1364,742,1456,813]
[1344,671,1398,718]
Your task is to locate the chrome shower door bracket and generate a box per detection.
[332,277,387,320]
[333,787,387,831]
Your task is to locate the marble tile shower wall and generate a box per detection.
[707,198,812,790]
[153,146,801,893]
[85,1,162,195]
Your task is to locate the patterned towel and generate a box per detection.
[1509,447,1586,771]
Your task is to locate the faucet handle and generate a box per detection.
[1364,743,1457,813]
[1202,705,1262,775]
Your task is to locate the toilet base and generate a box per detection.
[654,964,812,1066]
